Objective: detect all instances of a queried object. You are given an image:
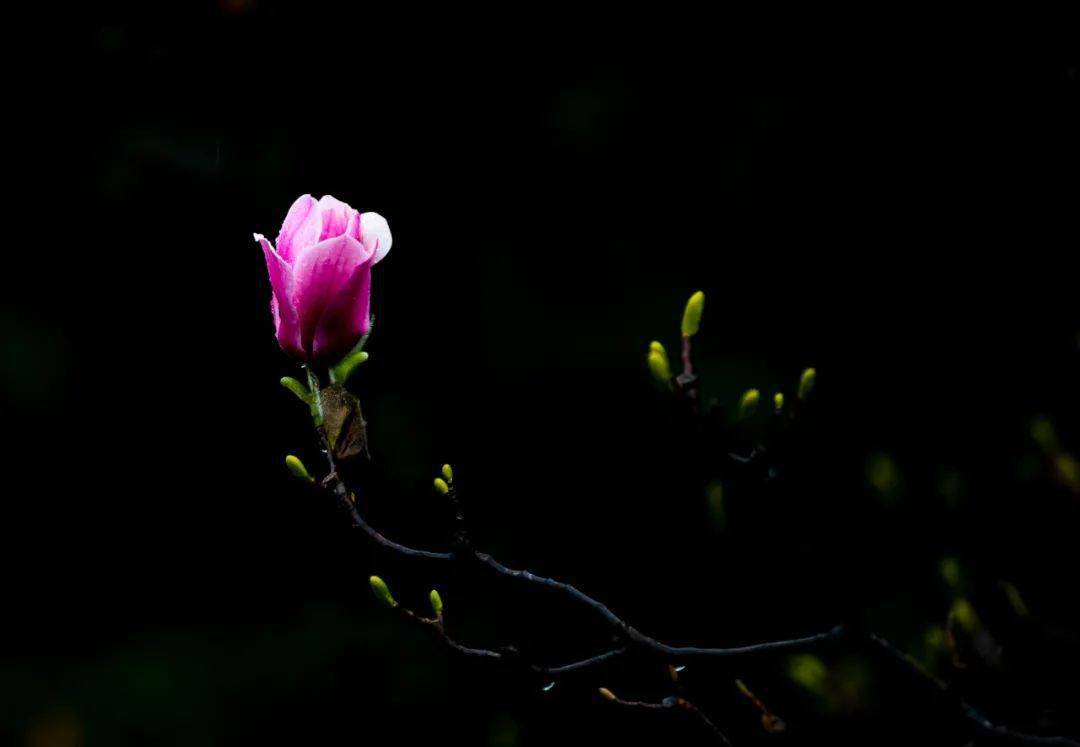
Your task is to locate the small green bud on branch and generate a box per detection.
[434,477,450,495]
[285,455,314,482]
[681,291,705,338]
[369,575,397,608]
[429,589,444,617]
[441,464,454,482]
[773,392,785,413]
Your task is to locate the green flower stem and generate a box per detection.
[305,366,324,427]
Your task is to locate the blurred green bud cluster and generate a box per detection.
[738,389,760,420]
[788,654,828,693]
[949,597,980,633]
[938,557,963,590]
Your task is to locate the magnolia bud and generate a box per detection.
[738,389,760,419]
[681,291,705,338]
[798,367,817,400]
[441,464,454,482]
[285,455,314,482]
[773,392,785,413]
[647,349,673,388]
[429,589,444,617]
[369,575,397,608]
[433,477,450,495]
[598,687,617,702]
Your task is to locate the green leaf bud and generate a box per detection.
[681,291,705,338]
[280,376,312,404]
[329,350,370,386]
[369,575,397,608]
[285,455,314,482]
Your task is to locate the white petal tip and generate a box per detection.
[360,212,393,263]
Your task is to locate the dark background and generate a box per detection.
[3,6,1078,745]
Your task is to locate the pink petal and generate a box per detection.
[291,234,377,360]
[344,210,362,242]
[317,194,359,241]
[255,233,304,358]
[359,212,393,264]
[276,194,321,262]
[312,261,373,362]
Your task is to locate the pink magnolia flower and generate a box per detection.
[255,195,392,363]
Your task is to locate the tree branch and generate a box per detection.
[865,633,1079,747]
[303,367,1077,746]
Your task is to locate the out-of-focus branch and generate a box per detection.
[866,634,1079,747]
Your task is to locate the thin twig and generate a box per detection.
[675,334,699,410]
[391,603,629,677]
[735,678,786,734]
[537,647,629,676]
[680,334,694,380]
[600,689,733,745]
[472,550,845,661]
